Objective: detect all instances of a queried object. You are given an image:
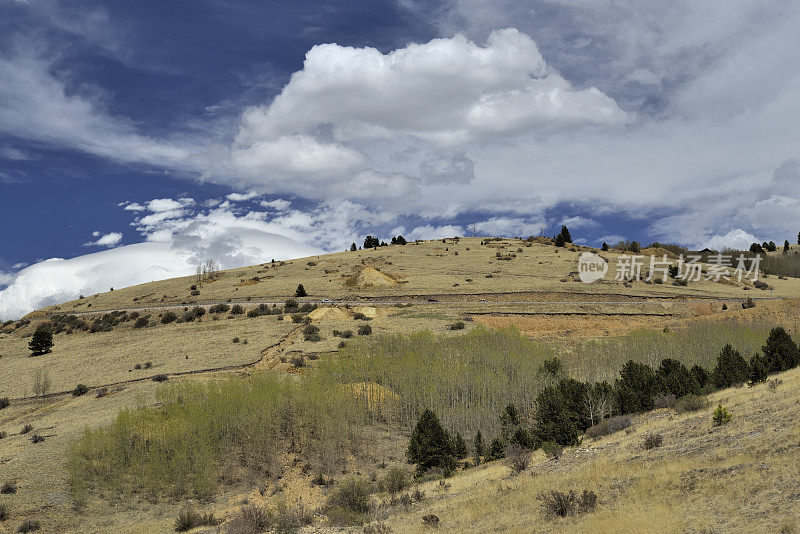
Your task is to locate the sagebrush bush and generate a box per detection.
[1,481,17,494]
[16,519,41,532]
[0,397,9,410]
[505,444,530,472]
[538,489,597,518]
[161,311,177,324]
[357,324,372,336]
[231,304,244,315]
[72,384,89,397]
[325,477,372,524]
[175,508,218,531]
[643,433,663,450]
[653,393,677,409]
[541,441,563,459]
[585,415,631,439]
[379,467,410,494]
[225,505,272,534]
[0,502,7,521]
[675,394,709,413]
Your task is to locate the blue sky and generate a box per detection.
[1,0,800,318]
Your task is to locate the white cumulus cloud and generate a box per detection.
[231,28,628,200]
[85,232,123,247]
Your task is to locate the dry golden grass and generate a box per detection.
[0,315,294,398]
[1,237,798,533]
[382,367,800,534]
[33,237,800,318]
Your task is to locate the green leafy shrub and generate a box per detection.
[449,321,465,330]
[713,404,732,426]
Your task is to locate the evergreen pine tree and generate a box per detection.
[473,431,485,464]
[488,437,505,460]
[28,328,54,356]
[748,354,769,386]
[533,385,580,446]
[350,242,357,251]
[406,409,455,473]
[560,225,572,243]
[601,242,609,251]
[784,240,791,253]
[295,284,307,297]
[614,360,657,413]
[452,433,468,459]
[761,327,800,373]
[655,358,700,397]
[690,364,710,389]
[711,344,750,388]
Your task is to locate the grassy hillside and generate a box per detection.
[32,237,800,317]
[381,366,800,533]
[1,237,799,533]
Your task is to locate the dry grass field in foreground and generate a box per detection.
[382,366,800,534]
